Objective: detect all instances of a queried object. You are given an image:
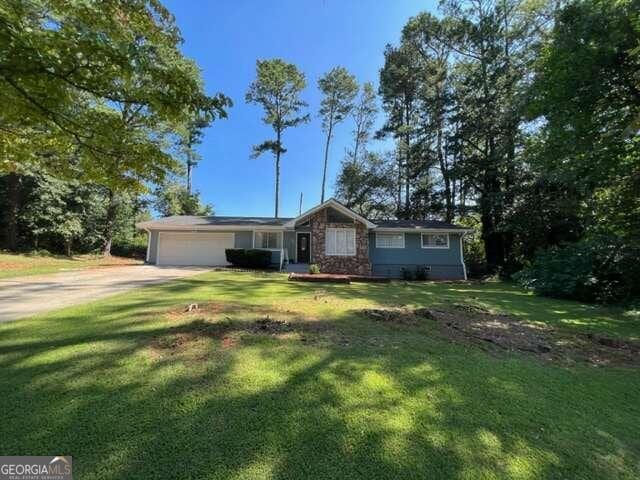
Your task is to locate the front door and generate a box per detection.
[296,233,310,263]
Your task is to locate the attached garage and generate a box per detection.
[156,232,234,266]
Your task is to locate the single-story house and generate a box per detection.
[136,198,471,279]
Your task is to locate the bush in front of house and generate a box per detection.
[401,266,429,281]
[513,236,640,304]
[309,264,320,274]
[225,249,272,269]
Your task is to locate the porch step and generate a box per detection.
[288,273,390,284]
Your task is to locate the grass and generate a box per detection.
[0,271,638,479]
[0,251,142,279]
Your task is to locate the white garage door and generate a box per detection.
[157,232,234,266]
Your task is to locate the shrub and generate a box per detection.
[111,242,147,259]
[309,263,320,274]
[415,266,429,281]
[401,267,415,281]
[514,236,640,304]
[225,249,272,269]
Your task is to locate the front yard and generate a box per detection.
[0,271,638,479]
[0,251,142,279]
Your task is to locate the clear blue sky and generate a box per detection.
[164,0,437,218]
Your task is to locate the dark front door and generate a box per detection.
[297,233,310,263]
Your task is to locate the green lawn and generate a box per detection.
[0,251,142,279]
[0,271,638,479]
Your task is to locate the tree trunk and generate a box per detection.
[66,239,72,257]
[320,120,333,204]
[404,102,411,218]
[437,120,454,223]
[3,173,20,250]
[274,129,281,218]
[187,160,193,194]
[396,149,403,217]
[102,188,117,256]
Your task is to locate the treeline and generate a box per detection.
[333,0,639,304]
[0,0,223,256]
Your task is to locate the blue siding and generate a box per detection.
[369,232,465,279]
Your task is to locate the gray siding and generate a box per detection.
[369,232,465,279]
[234,231,253,249]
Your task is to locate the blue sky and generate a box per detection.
[164,0,437,218]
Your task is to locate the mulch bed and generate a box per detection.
[361,305,640,367]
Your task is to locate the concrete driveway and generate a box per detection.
[0,265,209,322]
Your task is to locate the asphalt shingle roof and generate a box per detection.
[141,215,465,230]
[373,219,466,230]
[145,215,294,227]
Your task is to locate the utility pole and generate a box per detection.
[298,192,304,215]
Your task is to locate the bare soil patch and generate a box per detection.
[361,305,640,367]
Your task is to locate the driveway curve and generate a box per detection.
[0,265,209,322]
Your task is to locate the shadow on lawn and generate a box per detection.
[0,272,637,479]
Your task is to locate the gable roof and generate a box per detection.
[283,198,377,229]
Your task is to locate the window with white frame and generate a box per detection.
[421,233,449,249]
[326,228,356,256]
[254,231,282,249]
[376,232,405,248]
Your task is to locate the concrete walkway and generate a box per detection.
[0,265,209,322]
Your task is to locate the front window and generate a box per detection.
[254,231,282,249]
[421,233,449,249]
[326,228,356,256]
[376,232,405,248]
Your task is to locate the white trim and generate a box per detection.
[325,227,356,256]
[421,233,450,249]
[295,231,311,263]
[284,198,377,229]
[375,232,405,249]
[253,230,283,250]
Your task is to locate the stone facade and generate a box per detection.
[309,207,371,275]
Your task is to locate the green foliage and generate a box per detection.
[308,263,320,274]
[154,182,213,217]
[245,59,309,217]
[514,237,640,304]
[318,66,358,202]
[335,152,396,218]
[225,249,272,269]
[318,67,358,132]
[0,172,148,256]
[0,0,230,187]
[528,0,639,241]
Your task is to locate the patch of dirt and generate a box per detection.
[250,316,294,335]
[360,304,640,367]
